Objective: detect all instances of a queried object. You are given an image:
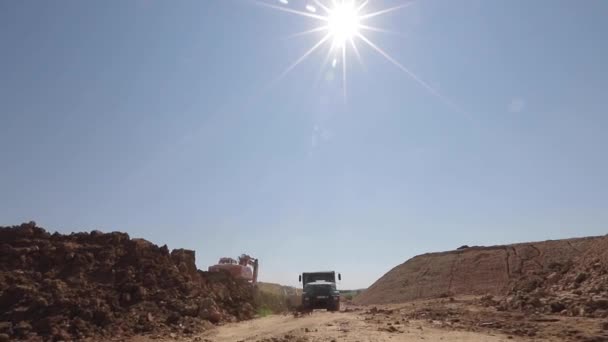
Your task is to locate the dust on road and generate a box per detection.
[132,298,608,342]
[201,310,517,342]
[130,305,527,342]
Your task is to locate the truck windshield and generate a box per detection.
[303,273,335,284]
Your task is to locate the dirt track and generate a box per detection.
[198,310,511,342]
[130,297,608,342]
[137,310,513,342]
[131,297,608,342]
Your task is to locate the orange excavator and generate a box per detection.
[208,254,259,283]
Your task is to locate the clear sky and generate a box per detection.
[1,0,607,289]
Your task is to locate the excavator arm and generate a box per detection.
[238,254,259,283]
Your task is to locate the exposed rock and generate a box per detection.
[575,273,589,284]
[550,301,566,313]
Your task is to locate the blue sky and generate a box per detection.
[1,0,607,289]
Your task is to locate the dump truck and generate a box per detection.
[298,271,341,311]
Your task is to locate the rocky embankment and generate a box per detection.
[0,222,256,341]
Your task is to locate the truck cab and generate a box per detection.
[299,271,341,311]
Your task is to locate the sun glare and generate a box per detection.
[255,0,461,111]
[327,2,361,47]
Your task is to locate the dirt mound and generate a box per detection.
[355,236,601,305]
[496,235,608,318]
[0,222,256,341]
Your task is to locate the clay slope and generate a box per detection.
[0,222,256,341]
[494,234,608,318]
[355,236,601,305]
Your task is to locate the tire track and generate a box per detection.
[511,246,523,275]
[567,241,581,253]
[513,244,543,272]
[447,252,460,294]
[529,244,543,269]
[503,247,511,278]
[416,257,434,298]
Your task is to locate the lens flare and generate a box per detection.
[256,0,463,112]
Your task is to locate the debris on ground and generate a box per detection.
[495,236,608,319]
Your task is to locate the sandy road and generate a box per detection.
[131,297,608,342]
[196,310,525,342]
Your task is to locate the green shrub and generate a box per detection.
[256,306,273,317]
[253,283,296,315]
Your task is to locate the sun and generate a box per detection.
[255,0,459,110]
[255,0,415,97]
[327,2,361,47]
